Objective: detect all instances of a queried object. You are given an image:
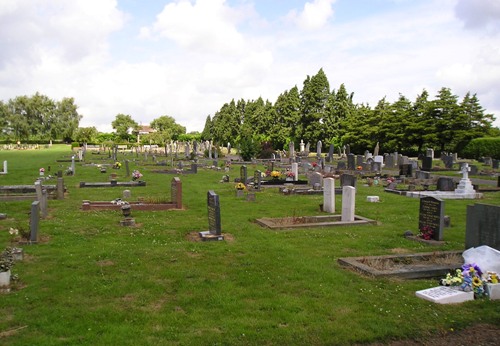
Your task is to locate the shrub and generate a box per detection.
[461,137,500,159]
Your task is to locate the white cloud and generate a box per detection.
[455,0,500,32]
[0,0,499,133]
[287,0,336,30]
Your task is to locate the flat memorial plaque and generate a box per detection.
[415,286,474,304]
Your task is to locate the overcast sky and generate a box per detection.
[1,0,499,133]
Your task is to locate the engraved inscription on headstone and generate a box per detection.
[418,196,444,241]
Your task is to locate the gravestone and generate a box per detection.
[455,163,475,194]
[340,173,357,188]
[371,161,381,172]
[345,144,350,155]
[171,177,182,209]
[291,162,298,181]
[426,148,434,158]
[316,140,322,158]
[443,155,454,169]
[288,141,295,159]
[30,201,40,243]
[422,157,433,171]
[71,156,76,175]
[347,154,355,170]
[399,164,412,177]
[468,164,477,176]
[492,160,499,169]
[337,161,346,170]
[323,177,335,213]
[416,286,473,304]
[123,190,131,198]
[2,160,7,174]
[191,163,198,174]
[415,170,431,180]
[437,177,455,191]
[465,203,500,250]
[385,155,394,168]
[200,190,224,241]
[328,144,334,162]
[341,186,356,222]
[309,172,323,188]
[418,196,444,241]
[483,157,492,166]
[125,160,130,177]
[240,165,247,184]
[356,155,364,167]
[254,170,262,190]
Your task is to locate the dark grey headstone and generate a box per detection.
[207,190,222,235]
[492,160,499,169]
[437,177,455,191]
[337,161,346,170]
[465,203,500,250]
[254,170,262,190]
[419,196,444,241]
[422,157,433,171]
[340,174,357,188]
[399,164,412,177]
[356,155,364,166]
[30,201,40,242]
[347,154,355,170]
[240,165,247,183]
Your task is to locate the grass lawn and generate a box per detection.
[1,145,499,345]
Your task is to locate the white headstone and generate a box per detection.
[3,160,7,174]
[415,286,474,304]
[323,178,335,213]
[291,162,298,181]
[341,186,356,222]
[455,163,475,194]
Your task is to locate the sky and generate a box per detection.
[0,0,499,133]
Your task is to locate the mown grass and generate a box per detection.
[1,145,499,345]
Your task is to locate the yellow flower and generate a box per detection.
[472,277,483,287]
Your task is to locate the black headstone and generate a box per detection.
[422,157,433,171]
[347,154,355,170]
[419,196,444,241]
[437,177,455,191]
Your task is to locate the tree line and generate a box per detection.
[0,92,81,142]
[202,68,498,156]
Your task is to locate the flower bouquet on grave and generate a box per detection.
[418,225,434,240]
[39,167,45,176]
[270,171,281,180]
[132,170,143,181]
[235,182,246,191]
[285,171,295,181]
[113,162,122,169]
[440,263,488,298]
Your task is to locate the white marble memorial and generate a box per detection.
[366,196,379,202]
[291,162,298,182]
[341,186,356,222]
[416,286,474,304]
[323,178,335,213]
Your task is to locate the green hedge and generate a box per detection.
[461,137,500,159]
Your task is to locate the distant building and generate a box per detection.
[137,125,156,143]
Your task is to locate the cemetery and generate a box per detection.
[0,144,499,344]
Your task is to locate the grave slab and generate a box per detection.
[415,286,474,304]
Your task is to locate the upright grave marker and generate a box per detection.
[171,177,182,209]
[30,201,40,243]
[199,190,224,241]
[341,186,356,222]
[240,165,247,184]
[254,170,262,190]
[465,203,500,250]
[418,196,444,241]
[323,178,335,213]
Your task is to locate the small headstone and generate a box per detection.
[492,160,499,169]
[437,177,455,191]
[246,193,256,202]
[123,190,131,198]
[418,196,445,241]
[309,172,323,188]
[254,170,262,190]
[199,190,224,241]
[399,164,412,177]
[240,165,248,184]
